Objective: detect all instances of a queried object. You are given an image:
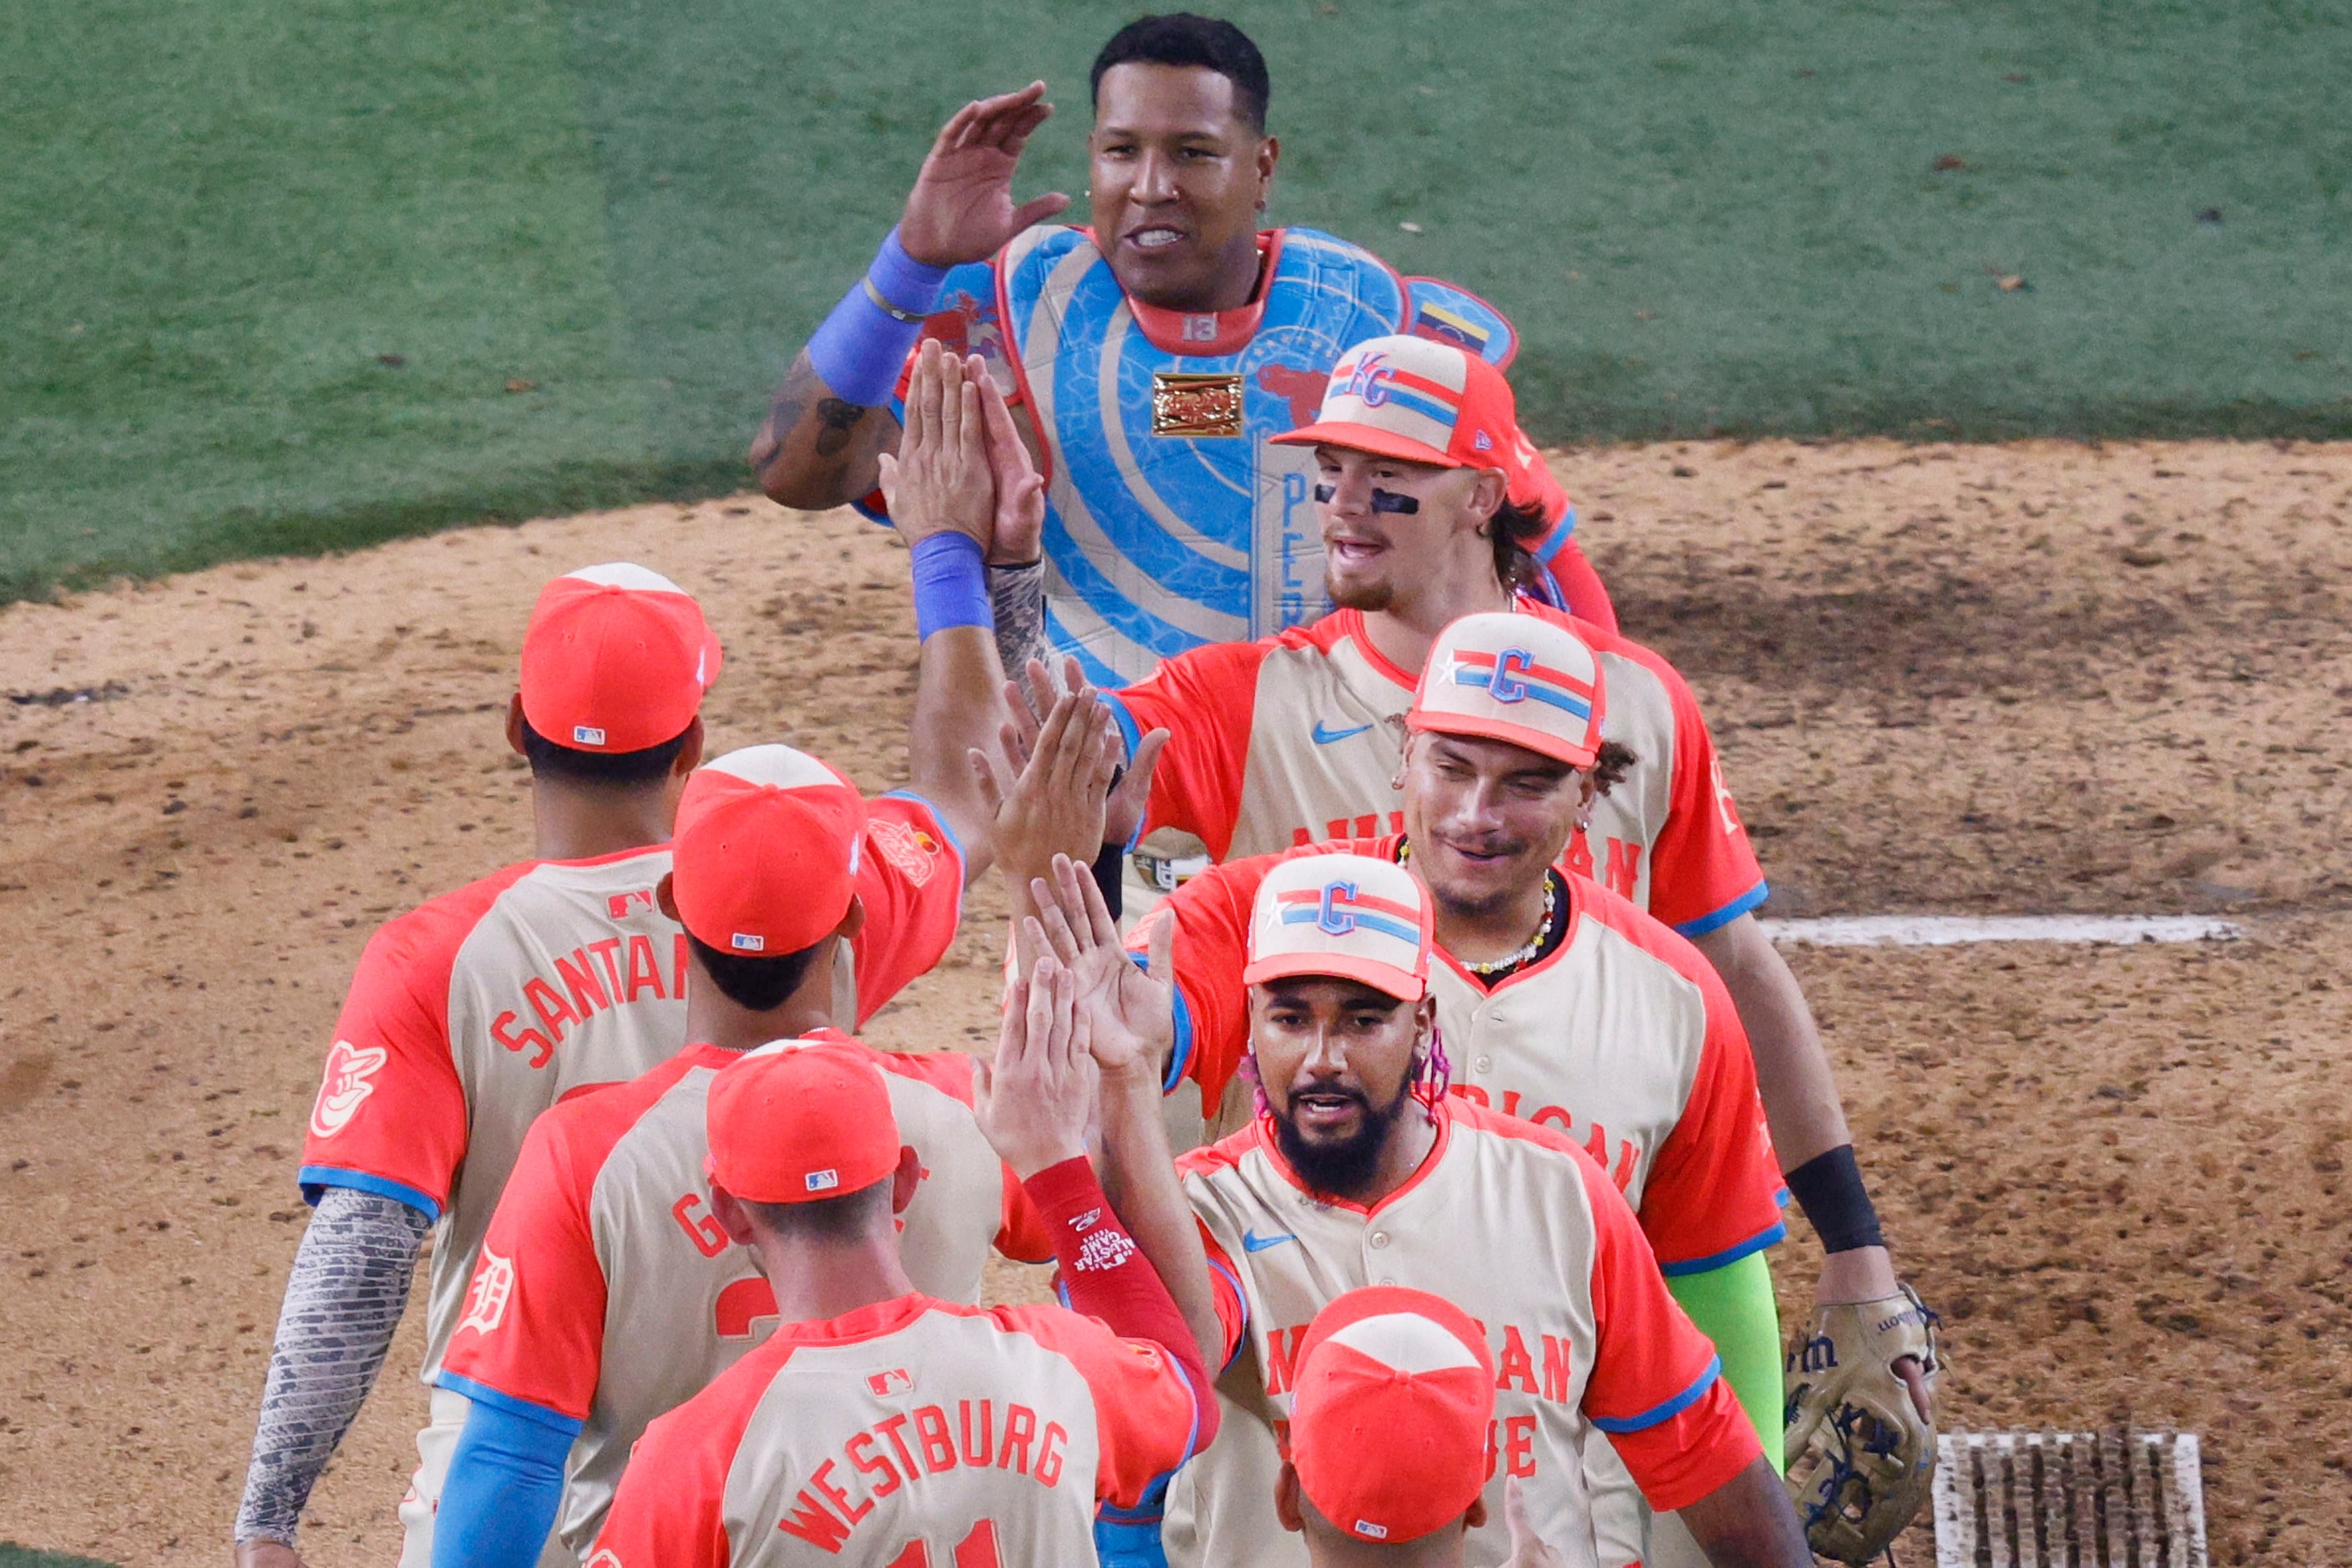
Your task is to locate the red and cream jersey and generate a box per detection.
[1170,1105,1760,1568]
[295,794,964,1385]
[1144,837,1786,1272]
[434,1032,1047,1556]
[588,1292,1203,1568]
[1104,601,1766,937]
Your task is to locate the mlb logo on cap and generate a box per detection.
[1246,854,1432,1002]
[1409,611,1606,770]
[705,1039,902,1206]
[805,1168,839,1193]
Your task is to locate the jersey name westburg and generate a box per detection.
[778,1399,1074,1551]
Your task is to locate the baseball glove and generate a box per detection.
[1782,1284,1942,1565]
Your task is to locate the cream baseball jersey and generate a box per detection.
[435,1032,1047,1556]
[1144,836,1787,1272]
[295,794,964,1387]
[589,1292,1202,1568]
[1104,600,1766,938]
[1167,1104,1761,1568]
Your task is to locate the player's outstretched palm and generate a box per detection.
[1499,1476,1569,1568]
[970,689,1116,888]
[1000,655,1171,849]
[974,957,1095,1180]
[899,83,1072,268]
[1023,852,1176,1085]
[875,341,993,550]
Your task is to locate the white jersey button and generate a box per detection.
[1474,1055,1493,1073]
[1369,1230,1390,1249]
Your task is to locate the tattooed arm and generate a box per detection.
[748,350,903,511]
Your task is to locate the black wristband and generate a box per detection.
[1090,840,1125,923]
[1783,1143,1884,1254]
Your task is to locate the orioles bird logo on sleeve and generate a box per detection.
[309,1039,388,1140]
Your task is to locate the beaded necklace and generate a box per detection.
[1398,842,1559,978]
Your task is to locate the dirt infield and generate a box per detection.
[3,440,2349,1566]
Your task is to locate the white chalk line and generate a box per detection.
[1759,914,2243,948]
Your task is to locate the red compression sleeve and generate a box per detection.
[1022,1156,1220,1449]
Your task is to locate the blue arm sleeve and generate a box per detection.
[430,1392,579,1568]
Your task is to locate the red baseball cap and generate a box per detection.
[1246,854,1432,1002]
[671,745,867,959]
[1409,611,1607,771]
[705,1039,900,1203]
[1290,1286,1498,1545]
[1269,335,1567,523]
[518,563,723,754]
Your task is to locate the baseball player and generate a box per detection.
[587,957,1218,1567]
[427,740,1070,1565]
[1021,848,1812,1568]
[1120,612,1795,1563]
[1051,335,1927,1469]
[750,13,1615,694]
[233,545,1014,1568]
[1280,1287,1566,1567]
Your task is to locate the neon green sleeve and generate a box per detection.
[1667,1249,1783,1474]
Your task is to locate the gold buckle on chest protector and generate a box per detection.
[1151,372,1246,438]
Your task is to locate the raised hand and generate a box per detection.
[974,956,1097,1179]
[875,341,993,550]
[970,688,1116,890]
[1024,852,1176,1086]
[977,371,1045,566]
[899,83,1073,269]
[1000,655,1170,855]
[1498,1476,1569,1568]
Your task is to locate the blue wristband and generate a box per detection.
[806,227,952,408]
[911,532,992,640]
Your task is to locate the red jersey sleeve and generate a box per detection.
[297,867,531,1218]
[434,1096,617,1422]
[1624,645,1768,938]
[587,1346,778,1568]
[1578,1150,1763,1510]
[1105,640,1272,861]
[1613,923,1788,1271]
[994,1305,1203,1510]
[851,793,966,1022]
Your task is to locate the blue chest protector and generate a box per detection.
[908,227,1517,685]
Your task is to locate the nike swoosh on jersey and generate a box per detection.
[1311,721,1374,745]
[1242,1229,1298,1252]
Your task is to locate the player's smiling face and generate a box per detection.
[1090,63,1277,311]
[1315,446,1503,614]
[1250,977,1433,1199]
[1400,732,1583,921]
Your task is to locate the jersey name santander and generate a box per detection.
[1105,601,1768,937]
[1150,839,1786,1272]
[589,1293,1201,1568]
[890,225,1520,685]
[1167,1104,1752,1568]
[296,795,964,1385]
[436,1033,1042,1556]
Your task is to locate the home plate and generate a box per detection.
[1759,914,2243,948]
[1934,1429,2208,1567]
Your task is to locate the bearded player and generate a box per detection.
[750,12,1615,692]
[232,548,1011,1568]
[1019,848,1811,1568]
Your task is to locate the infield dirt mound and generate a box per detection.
[3,439,2349,1565]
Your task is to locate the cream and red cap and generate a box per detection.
[671,744,865,959]
[1408,611,1606,770]
[1289,1286,1499,1545]
[706,1038,899,1204]
[1269,334,1565,522]
[518,563,723,753]
[1246,853,1432,1003]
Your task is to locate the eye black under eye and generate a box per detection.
[1369,488,1419,514]
[1313,483,1334,503]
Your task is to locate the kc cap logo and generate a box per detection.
[1245,853,1431,1002]
[310,1039,387,1140]
[1409,611,1606,771]
[519,562,722,756]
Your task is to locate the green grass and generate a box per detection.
[0,1546,119,1568]
[4,0,2349,601]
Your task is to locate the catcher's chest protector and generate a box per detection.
[995,225,1512,683]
